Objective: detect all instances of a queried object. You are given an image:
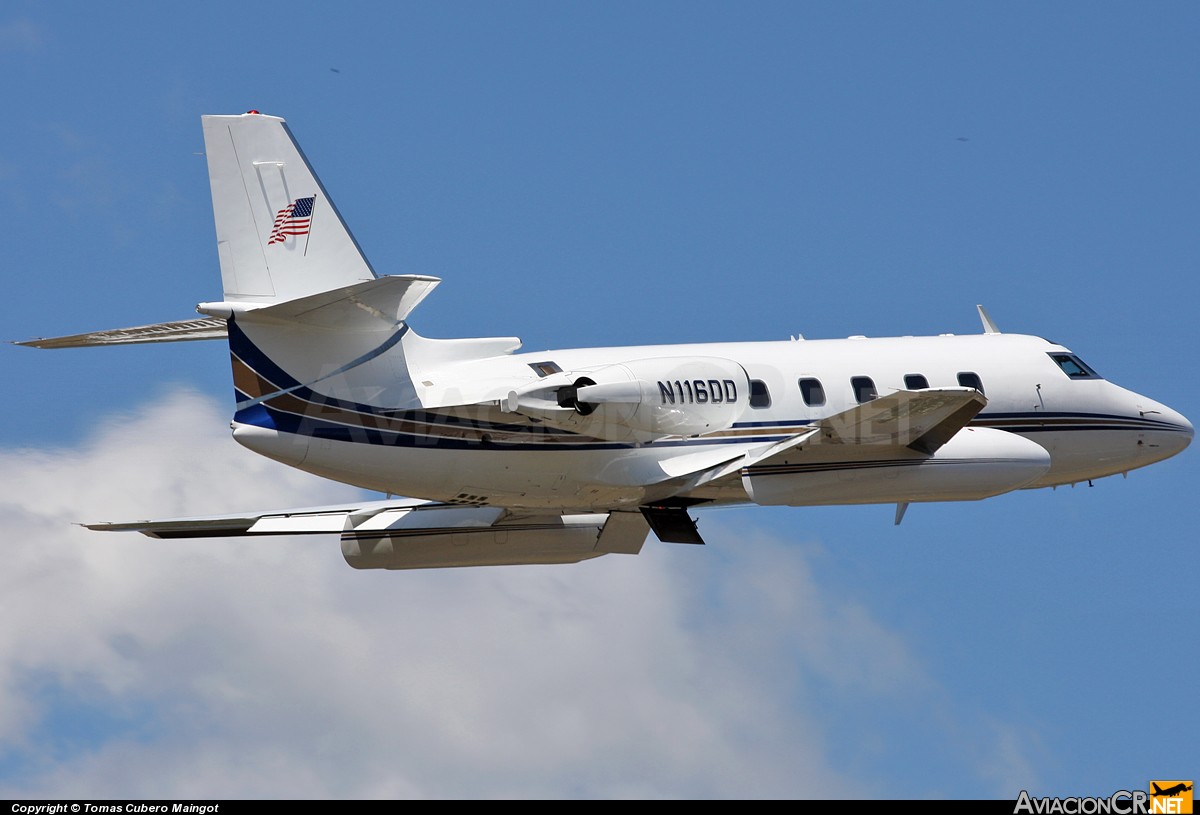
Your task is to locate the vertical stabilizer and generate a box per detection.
[202,112,376,304]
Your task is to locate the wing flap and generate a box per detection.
[688,428,821,487]
[83,497,429,538]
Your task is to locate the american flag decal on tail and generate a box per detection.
[268,196,315,245]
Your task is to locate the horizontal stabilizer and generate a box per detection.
[239,274,442,328]
[85,497,651,570]
[14,318,227,349]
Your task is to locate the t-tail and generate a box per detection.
[195,113,503,420]
[201,111,376,305]
[14,113,507,416]
[11,111,407,349]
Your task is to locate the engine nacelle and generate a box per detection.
[555,356,751,442]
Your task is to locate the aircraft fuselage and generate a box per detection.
[230,330,1192,512]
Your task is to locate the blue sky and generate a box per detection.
[1,1,1196,800]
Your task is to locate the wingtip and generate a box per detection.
[976,305,1001,334]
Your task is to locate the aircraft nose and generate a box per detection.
[1167,406,1193,449]
[1137,401,1193,463]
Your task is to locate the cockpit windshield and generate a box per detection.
[1049,353,1102,380]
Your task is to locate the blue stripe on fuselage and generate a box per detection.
[227,322,1188,450]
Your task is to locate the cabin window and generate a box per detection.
[1048,353,1102,380]
[904,374,929,390]
[851,376,877,404]
[798,377,825,407]
[749,379,772,409]
[957,372,985,394]
[529,361,562,377]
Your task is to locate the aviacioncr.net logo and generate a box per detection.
[1014,790,1149,814]
[1015,784,1194,815]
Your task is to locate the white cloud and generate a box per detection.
[0,389,1037,798]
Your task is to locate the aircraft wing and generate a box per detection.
[809,387,986,453]
[679,388,985,489]
[85,498,650,570]
[80,390,986,565]
[14,318,228,348]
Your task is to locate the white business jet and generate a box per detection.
[17,112,1193,569]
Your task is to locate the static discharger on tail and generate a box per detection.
[14,112,1194,569]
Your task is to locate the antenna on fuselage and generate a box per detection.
[977,305,1001,334]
